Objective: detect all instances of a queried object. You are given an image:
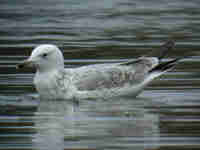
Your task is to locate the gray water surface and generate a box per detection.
[0,0,200,150]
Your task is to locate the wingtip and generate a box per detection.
[149,58,180,74]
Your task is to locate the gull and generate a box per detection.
[17,41,181,100]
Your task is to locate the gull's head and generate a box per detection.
[17,44,64,72]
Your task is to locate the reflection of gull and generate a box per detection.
[17,41,181,100]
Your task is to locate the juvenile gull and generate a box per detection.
[17,41,181,100]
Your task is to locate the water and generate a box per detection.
[0,0,200,149]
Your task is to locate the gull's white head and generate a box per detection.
[17,44,64,72]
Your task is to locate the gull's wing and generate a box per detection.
[72,57,158,91]
[73,65,136,91]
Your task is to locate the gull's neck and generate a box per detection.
[37,64,64,74]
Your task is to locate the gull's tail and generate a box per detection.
[143,57,182,85]
[149,57,181,74]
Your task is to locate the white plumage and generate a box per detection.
[17,41,179,100]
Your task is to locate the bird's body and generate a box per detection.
[17,41,180,100]
[34,58,158,99]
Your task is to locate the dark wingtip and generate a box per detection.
[149,58,179,73]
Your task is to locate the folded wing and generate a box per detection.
[72,57,158,91]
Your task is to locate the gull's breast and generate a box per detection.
[34,71,66,99]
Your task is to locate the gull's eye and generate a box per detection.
[42,53,48,58]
